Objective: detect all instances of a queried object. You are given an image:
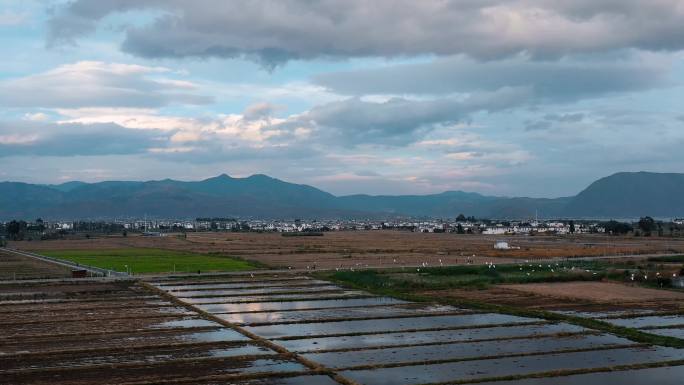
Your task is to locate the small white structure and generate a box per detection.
[494,241,510,250]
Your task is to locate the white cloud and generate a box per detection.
[0,61,212,109]
[0,10,26,26]
[23,112,49,121]
[47,1,684,64]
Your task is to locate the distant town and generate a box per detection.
[2,215,683,242]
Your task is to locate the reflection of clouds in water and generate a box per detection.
[176,285,342,298]
[246,314,533,339]
[180,328,250,343]
[197,297,406,313]
[219,304,461,324]
[160,279,329,291]
[281,323,587,352]
[183,291,368,304]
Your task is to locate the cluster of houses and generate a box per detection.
[2,217,615,236]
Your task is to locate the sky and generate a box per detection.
[1,0,683,197]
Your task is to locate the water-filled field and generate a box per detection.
[148,273,684,384]
[2,267,681,385]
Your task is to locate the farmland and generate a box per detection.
[12,230,684,270]
[38,248,258,274]
[2,231,684,384]
[0,248,73,280]
[144,271,684,384]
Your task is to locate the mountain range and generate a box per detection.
[1,172,683,220]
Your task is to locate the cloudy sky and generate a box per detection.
[1,0,683,197]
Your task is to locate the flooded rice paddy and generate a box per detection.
[148,273,684,384]
[341,346,683,385]
[0,278,324,384]
[1,268,682,384]
[245,313,537,339]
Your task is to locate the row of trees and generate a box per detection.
[603,216,681,237]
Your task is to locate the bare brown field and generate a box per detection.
[0,278,333,385]
[421,282,684,314]
[10,231,684,270]
[500,282,684,303]
[0,249,72,280]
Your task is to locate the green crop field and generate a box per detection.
[324,261,607,291]
[39,248,258,274]
[648,255,684,263]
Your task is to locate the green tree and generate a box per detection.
[6,220,27,241]
[638,216,656,236]
[569,221,576,234]
[456,214,466,222]
[603,220,631,235]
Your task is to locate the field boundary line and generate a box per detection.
[1,247,127,278]
[140,280,361,385]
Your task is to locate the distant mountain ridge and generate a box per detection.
[1,171,683,220]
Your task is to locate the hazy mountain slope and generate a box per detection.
[0,171,682,220]
[0,182,65,219]
[337,191,497,217]
[563,172,684,218]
